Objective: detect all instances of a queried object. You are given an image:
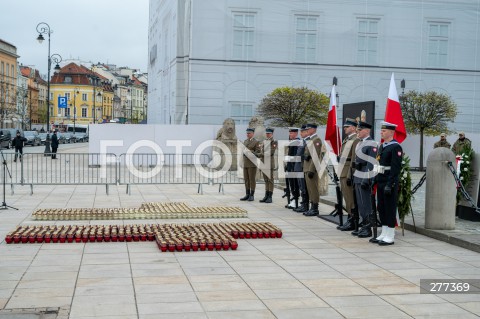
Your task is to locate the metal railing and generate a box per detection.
[0,152,254,195]
[117,153,211,194]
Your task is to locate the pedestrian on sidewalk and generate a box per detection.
[12,131,27,162]
[51,130,59,159]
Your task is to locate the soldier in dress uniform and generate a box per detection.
[303,124,324,217]
[352,121,377,238]
[294,125,310,213]
[259,128,278,203]
[240,128,261,201]
[433,133,451,149]
[338,118,360,231]
[285,128,301,209]
[372,121,403,245]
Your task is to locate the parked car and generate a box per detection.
[1,128,23,147]
[38,133,48,145]
[0,130,12,149]
[58,132,72,144]
[72,132,88,142]
[23,131,42,146]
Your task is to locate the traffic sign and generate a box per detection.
[58,96,68,108]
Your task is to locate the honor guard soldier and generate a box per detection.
[433,133,451,149]
[373,121,403,245]
[294,125,310,213]
[285,128,301,209]
[259,128,278,203]
[303,124,323,216]
[338,118,360,231]
[352,121,377,238]
[240,128,261,201]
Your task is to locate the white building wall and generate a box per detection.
[149,0,480,132]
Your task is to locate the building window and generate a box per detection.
[65,107,70,117]
[50,92,53,101]
[82,93,87,101]
[64,76,72,83]
[295,15,317,63]
[357,18,379,65]
[428,22,449,68]
[82,108,87,118]
[233,12,255,60]
[230,102,254,124]
[65,93,71,100]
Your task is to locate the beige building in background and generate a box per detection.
[0,38,19,128]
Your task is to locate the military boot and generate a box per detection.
[357,224,372,238]
[338,216,355,231]
[304,203,319,216]
[248,190,255,201]
[240,190,250,201]
[265,191,272,203]
[351,220,366,236]
[295,202,309,213]
[259,191,268,203]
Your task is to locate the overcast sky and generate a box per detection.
[0,0,149,76]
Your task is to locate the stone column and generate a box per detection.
[425,148,457,229]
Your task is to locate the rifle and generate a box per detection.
[369,184,378,243]
[282,177,291,206]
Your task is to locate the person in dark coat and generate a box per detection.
[51,130,59,159]
[12,131,27,162]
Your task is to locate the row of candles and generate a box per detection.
[31,202,248,220]
[4,222,282,252]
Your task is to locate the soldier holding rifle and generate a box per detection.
[338,118,360,231]
[352,121,377,238]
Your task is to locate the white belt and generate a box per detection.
[373,165,391,174]
[284,156,301,162]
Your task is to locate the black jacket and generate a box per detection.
[12,135,27,149]
[51,134,59,147]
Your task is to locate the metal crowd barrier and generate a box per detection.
[117,153,212,194]
[0,152,253,195]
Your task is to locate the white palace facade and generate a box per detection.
[148,0,480,132]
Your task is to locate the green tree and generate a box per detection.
[257,86,329,127]
[400,90,458,170]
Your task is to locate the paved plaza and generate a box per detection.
[0,145,480,319]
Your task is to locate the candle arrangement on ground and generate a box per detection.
[31,202,248,220]
[4,222,282,252]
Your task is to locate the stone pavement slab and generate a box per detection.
[1,147,480,318]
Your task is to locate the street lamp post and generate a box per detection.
[36,22,62,132]
[72,87,79,134]
[22,92,28,131]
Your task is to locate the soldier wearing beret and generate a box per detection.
[433,133,451,149]
[240,128,261,201]
[352,121,377,238]
[303,124,324,216]
[338,118,360,231]
[372,121,403,245]
[259,128,278,203]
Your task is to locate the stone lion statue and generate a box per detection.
[212,118,238,170]
[249,116,266,142]
[216,118,237,141]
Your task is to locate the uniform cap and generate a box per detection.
[440,133,446,137]
[380,121,397,130]
[305,123,317,129]
[459,131,465,136]
[343,118,357,127]
[246,128,255,133]
[300,124,308,131]
[289,127,299,132]
[266,128,274,133]
[357,121,372,129]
